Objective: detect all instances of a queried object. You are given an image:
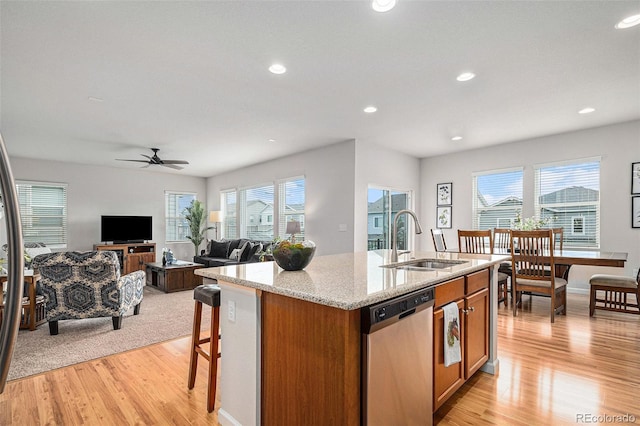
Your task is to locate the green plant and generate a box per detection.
[183,200,213,256]
[513,211,553,230]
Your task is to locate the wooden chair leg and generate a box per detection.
[207,304,220,413]
[134,303,141,315]
[188,300,202,390]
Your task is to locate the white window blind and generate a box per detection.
[472,168,523,230]
[535,158,600,248]
[240,184,274,240]
[222,190,237,239]
[278,177,305,240]
[16,181,67,247]
[165,191,196,242]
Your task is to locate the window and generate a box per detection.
[221,177,305,241]
[572,216,585,235]
[222,190,237,239]
[473,168,524,231]
[367,187,411,251]
[278,177,305,240]
[535,158,600,248]
[165,192,196,242]
[16,181,67,247]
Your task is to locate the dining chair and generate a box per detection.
[431,228,447,252]
[493,228,512,305]
[510,229,567,323]
[458,229,509,306]
[588,269,640,316]
[457,229,492,254]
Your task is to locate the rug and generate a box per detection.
[6,286,210,381]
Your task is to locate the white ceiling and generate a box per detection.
[1,1,639,178]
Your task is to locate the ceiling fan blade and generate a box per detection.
[161,160,189,165]
[161,163,184,170]
[140,154,153,160]
[116,159,151,163]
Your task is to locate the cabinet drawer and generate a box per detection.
[434,277,464,308]
[466,269,489,295]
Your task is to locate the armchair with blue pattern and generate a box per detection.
[31,251,145,335]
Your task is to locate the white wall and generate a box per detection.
[206,140,356,256]
[420,120,640,289]
[354,141,421,252]
[5,157,207,262]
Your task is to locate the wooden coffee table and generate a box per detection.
[145,261,204,293]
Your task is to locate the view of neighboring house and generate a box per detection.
[367,193,409,250]
[477,186,599,248]
[223,201,305,241]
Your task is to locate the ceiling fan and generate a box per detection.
[116,148,189,170]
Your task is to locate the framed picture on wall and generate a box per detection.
[632,162,640,195]
[436,206,452,229]
[633,196,640,228]
[437,183,452,205]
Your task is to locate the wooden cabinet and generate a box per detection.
[433,268,489,412]
[94,242,156,275]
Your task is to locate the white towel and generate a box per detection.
[443,302,461,367]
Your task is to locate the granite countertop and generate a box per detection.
[195,250,509,310]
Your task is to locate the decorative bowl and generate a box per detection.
[272,240,316,271]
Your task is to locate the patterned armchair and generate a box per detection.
[31,251,145,335]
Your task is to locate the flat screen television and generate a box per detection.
[101,215,152,243]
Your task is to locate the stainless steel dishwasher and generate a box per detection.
[361,287,434,426]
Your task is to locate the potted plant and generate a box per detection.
[184,200,213,257]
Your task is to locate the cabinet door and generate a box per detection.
[125,253,147,274]
[464,288,489,379]
[433,299,465,412]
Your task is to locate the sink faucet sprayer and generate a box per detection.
[391,209,423,263]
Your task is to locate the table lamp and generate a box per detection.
[286,220,301,243]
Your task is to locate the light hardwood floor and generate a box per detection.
[1,293,638,425]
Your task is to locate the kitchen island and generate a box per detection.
[195,250,508,426]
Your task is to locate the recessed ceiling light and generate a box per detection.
[268,139,276,143]
[456,72,475,82]
[364,106,377,113]
[269,64,287,74]
[372,0,396,12]
[88,96,104,102]
[578,107,596,114]
[451,136,463,141]
[615,14,640,29]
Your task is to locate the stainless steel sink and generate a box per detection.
[381,258,468,271]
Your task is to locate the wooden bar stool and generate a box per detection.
[589,271,640,317]
[188,284,221,412]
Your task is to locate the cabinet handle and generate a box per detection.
[463,307,475,315]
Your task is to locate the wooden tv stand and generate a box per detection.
[94,242,156,275]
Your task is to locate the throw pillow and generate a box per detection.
[240,242,258,262]
[209,240,231,258]
[230,241,250,261]
[228,248,243,261]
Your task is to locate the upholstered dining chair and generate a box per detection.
[493,228,513,305]
[589,269,639,316]
[510,230,567,323]
[31,251,145,335]
[458,229,509,306]
[431,228,447,252]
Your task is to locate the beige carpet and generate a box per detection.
[6,286,210,381]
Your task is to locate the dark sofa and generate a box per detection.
[193,238,270,267]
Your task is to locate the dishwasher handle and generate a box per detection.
[362,287,434,334]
